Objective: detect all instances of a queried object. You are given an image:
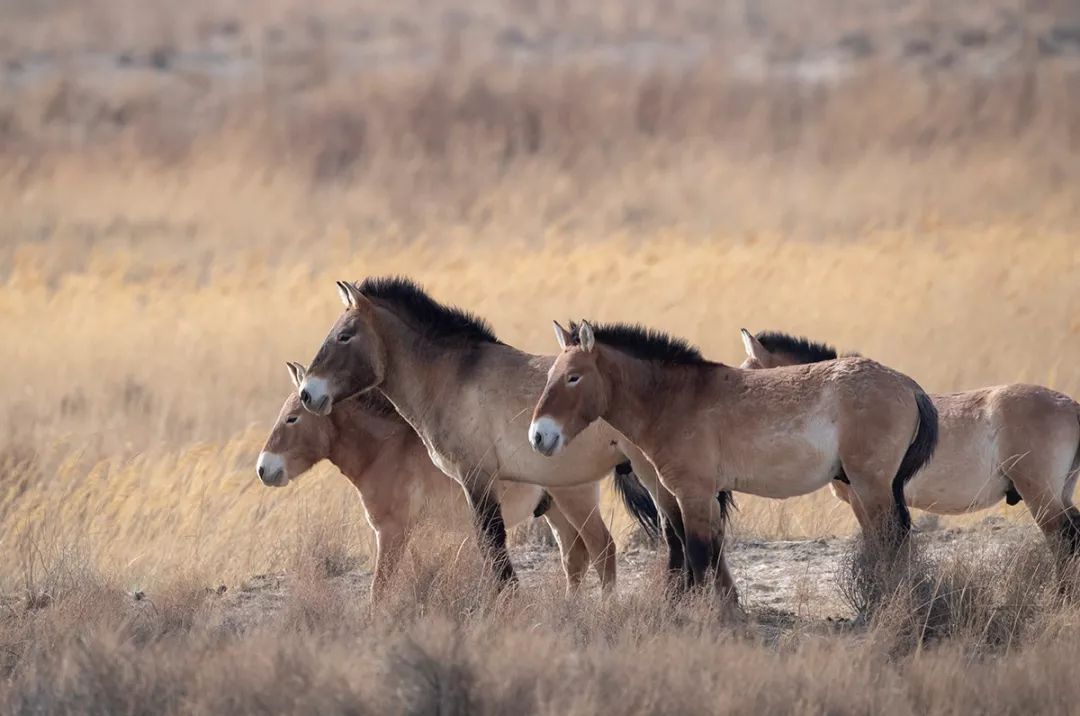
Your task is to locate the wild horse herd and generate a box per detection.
[256,277,1080,604]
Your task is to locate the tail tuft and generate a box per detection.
[612,463,660,540]
[717,491,736,523]
[892,390,939,536]
[1060,506,1080,557]
[532,491,553,519]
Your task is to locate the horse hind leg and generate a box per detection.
[859,389,937,548]
[1015,484,1080,598]
[841,465,910,553]
[1005,422,1080,571]
[1014,475,1080,568]
[840,398,933,551]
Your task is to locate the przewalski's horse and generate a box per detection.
[295,277,666,593]
[740,329,1080,560]
[530,320,939,601]
[259,362,654,598]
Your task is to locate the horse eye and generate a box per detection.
[567,374,581,385]
[285,415,299,424]
[337,333,354,343]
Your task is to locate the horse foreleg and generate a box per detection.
[623,451,691,591]
[549,483,617,595]
[462,476,517,586]
[672,484,728,597]
[543,503,591,596]
[663,516,690,590]
[371,526,406,602]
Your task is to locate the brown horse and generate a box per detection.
[531,320,938,600]
[295,278,668,592]
[740,329,1080,559]
[259,362,654,598]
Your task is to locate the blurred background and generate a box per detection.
[1,0,1078,588]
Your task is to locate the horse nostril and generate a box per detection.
[299,390,310,405]
[257,466,265,479]
[533,431,543,448]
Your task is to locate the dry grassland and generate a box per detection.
[1,0,1079,712]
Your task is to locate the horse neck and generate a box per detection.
[372,305,500,432]
[594,346,666,452]
[597,345,732,455]
[327,401,401,483]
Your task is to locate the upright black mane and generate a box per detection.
[357,276,499,345]
[570,321,708,365]
[755,331,838,364]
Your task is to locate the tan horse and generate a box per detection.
[258,362,651,598]
[740,329,1080,558]
[530,320,939,600]
[296,278,667,592]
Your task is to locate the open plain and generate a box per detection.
[1,0,1080,712]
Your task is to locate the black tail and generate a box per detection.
[892,390,939,535]
[612,463,660,540]
[1064,410,1080,556]
[613,462,736,544]
[1061,506,1080,557]
[532,491,553,518]
[717,490,736,523]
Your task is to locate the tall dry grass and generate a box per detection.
[2,0,1080,271]
[2,527,1080,714]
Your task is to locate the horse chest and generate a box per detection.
[422,436,460,480]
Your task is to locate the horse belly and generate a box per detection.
[903,430,1006,514]
[731,419,839,498]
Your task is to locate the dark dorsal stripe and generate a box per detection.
[356,276,500,345]
[570,321,707,365]
[754,331,838,365]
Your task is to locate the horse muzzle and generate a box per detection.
[298,376,333,416]
[256,452,289,487]
[528,417,565,457]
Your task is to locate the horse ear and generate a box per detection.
[578,320,596,353]
[336,281,367,310]
[740,328,766,361]
[552,320,572,350]
[336,281,355,308]
[286,361,306,389]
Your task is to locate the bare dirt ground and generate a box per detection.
[216,518,1031,633]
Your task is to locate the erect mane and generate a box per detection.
[570,321,708,365]
[755,331,838,364]
[356,276,499,345]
